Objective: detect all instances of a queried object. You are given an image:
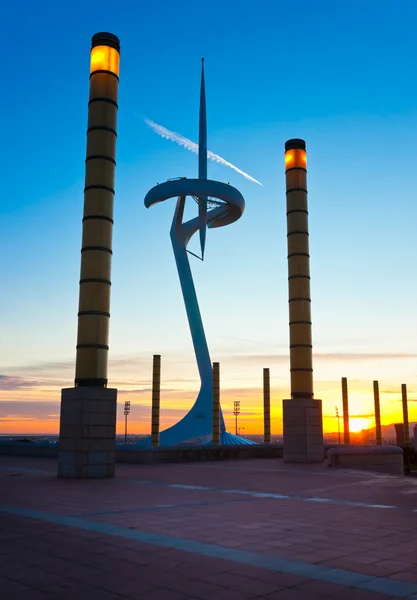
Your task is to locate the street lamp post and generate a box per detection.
[233,400,241,435]
[124,400,131,444]
[335,406,341,444]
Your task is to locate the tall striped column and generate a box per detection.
[151,355,161,446]
[342,377,350,444]
[75,32,120,386]
[285,139,312,398]
[373,380,382,445]
[212,362,220,445]
[58,32,120,479]
[263,368,271,444]
[282,139,323,463]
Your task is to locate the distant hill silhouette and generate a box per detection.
[366,421,416,439]
[324,422,416,442]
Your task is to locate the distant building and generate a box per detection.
[414,425,417,450]
[361,429,371,444]
[394,423,404,447]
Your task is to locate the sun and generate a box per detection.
[349,417,371,433]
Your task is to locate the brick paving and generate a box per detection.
[1,456,417,599]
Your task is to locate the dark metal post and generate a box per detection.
[401,384,410,446]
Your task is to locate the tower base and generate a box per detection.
[282,398,324,463]
[58,387,117,478]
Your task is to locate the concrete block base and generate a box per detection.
[282,398,324,463]
[327,445,404,475]
[58,387,117,478]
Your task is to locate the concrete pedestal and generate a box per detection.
[327,445,404,475]
[282,398,324,463]
[58,387,117,478]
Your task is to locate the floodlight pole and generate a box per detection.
[124,400,131,445]
[335,406,340,444]
[233,400,241,435]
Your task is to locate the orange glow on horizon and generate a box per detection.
[90,45,120,76]
[0,420,59,435]
[1,382,415,437]
[348,417,371,432]
[0,409,414,437]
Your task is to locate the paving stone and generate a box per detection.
[1,456,417,600]
[0,575,39,597]
[58,590,125,600]
[262,590,322,600]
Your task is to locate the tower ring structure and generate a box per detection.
[145,178,244,229]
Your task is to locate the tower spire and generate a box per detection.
[198,57,208,258]
[198,57,207,180]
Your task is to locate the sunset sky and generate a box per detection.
[1,0,417,436]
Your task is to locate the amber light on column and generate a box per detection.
[285,148,307,170]
[341,377,350,444]
[75,32,120,387]
[212,362,220,445]
[90,45,120,76]
[373,380,382,445]
[151,355,161,446]
[285,139,313,399]
[263,368,271,444]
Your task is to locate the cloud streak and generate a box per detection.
[144,118,263,186]
[0,401,60,421]
[225,352,417,365]
[324,412,374,419]
[118,388,179,395]
[0,376,39,391]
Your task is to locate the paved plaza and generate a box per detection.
[1,456,417,599]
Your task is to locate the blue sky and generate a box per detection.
[1,0,417,433]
